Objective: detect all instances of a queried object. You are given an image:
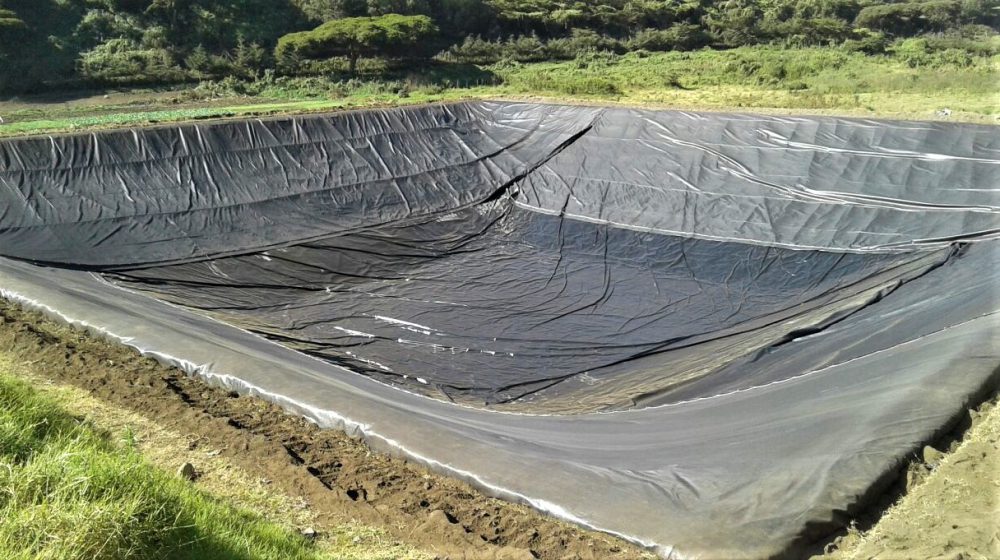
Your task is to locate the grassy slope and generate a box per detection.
[0,46,996,138]
[0,353,430,560]
[495,47,1000,119]
[0,363,320,560]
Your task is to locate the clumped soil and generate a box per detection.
[817,393,1000,560]
[0,300,652,560]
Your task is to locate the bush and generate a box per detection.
[79,38,186,84]
[627,24,711,52]
[535,74,623,96]
[140,25,170,49]
[184,45,236,79]
[74,9,144,46]
[922,25,1000,55]
[891,37,934,66]
[855,1,962,35]
[764,17,852,46]
[545,29,622,59]
[446,31,622,64]
[233,37,270,78]
[843,28,890,54]
[506,34,548,62]
[442,35,503,64]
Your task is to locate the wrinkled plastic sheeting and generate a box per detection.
[1,102,999,558]
[3,102,998,268]
[0,102,599,267]
[107,202,953,407]
[0,244,997,559]
[517,109,1000,251]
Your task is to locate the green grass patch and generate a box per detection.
[0,91,474,137]
[1,46,996,138]
[0,370,324,560]
[491,47,999,111]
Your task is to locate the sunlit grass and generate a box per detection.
[0,370,324,560]
[1,46,996,138]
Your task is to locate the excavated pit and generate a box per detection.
[1,101,998,558]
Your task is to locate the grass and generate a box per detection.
[492,47,1000,119]
[0,366,320,560]
[0,353,431,560]
[0,45,996,138]
[0,98,429,136]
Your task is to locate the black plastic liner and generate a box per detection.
[107,202,950,408]
[1,102,998,558]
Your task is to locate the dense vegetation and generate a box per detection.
[0,0,997,94]
[276,14,438,72]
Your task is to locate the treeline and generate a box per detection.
[0,0,998,94]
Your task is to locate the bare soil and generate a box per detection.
[0,300,653,560]
[817,395,1000,560]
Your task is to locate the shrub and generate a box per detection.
[628,24,711,52]
[443,35,504,64]
[184,45,235,79]
[843,28,890,54]
[233,36,270,78]
[545,29,622,59]
[79,38,186,84]
[764,17,852,46]
[506,33,548,62]
[855,1,962,35]
[922,25,1000,55]
[540,74,622,96]
[892,37,934,66]
[74,9,144,45]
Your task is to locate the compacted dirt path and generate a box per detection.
[0,300,653,560]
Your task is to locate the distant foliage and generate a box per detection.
[79,38,186,84]
[293,0,368,22]
[855,1,963,35]
[0,0,997,93]
[628,24,711,52]
[704,0,763,47]
[0,8,26,92]
[0,7,24,31]
[276,14,438,72]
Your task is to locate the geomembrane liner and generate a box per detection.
[1,101,998,558]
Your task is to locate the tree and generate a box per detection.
[292,0,367,22]
[275,13,438,73]
[0,7,26,90]
[431,0,495,36]
[145,0,303,51]
[366,0,432,16]
[628,23,710,52]
[1,0,81,93]
[705,0,764,47]
[0,7,24,32]
[854,1,963,35]
[79,37,185,84]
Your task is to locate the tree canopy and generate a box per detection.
[276,14,438,71]
[0,7,24,32]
